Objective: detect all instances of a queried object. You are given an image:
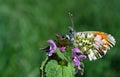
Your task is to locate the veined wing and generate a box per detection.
[73,31,116,61]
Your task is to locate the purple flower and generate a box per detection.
[46,40,57,56]
[73,56,81,70]
[72,48,81,57]
[60,47,66,52]
[72,48,86,70]
[78,55,86,59]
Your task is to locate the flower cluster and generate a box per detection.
[72,48,86,70]
[41,30,115,75]
[44,39,87,71]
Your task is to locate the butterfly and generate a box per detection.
[56,26,115,61]
[56,13,116,61]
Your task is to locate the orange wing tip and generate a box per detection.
[93,32,116,47]
[88,32,116,61]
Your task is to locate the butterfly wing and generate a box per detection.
[73,31,116,61]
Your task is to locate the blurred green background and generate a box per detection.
[0,0,120,77]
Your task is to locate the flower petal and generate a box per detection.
[60,47,66,52]
[72,48,81,57]
[47,40,57,56]
[73,56,81,70]
[78,55,87,59]
[48,40,57,51]
[72,48,81,53]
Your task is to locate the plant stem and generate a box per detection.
[40,56,48,77]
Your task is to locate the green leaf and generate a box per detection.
[45,60,75,77]
[56,49,68,61]
[62,63,75,77]
[56,48,72,61]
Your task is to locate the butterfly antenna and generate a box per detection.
[68,12,74,32]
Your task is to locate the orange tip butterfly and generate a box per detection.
[61,13,116,61]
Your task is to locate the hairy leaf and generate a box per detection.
[45,60,75,77]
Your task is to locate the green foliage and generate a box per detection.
[45,60,75,77]
[56,48,72,61]
[0,0,120,77]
